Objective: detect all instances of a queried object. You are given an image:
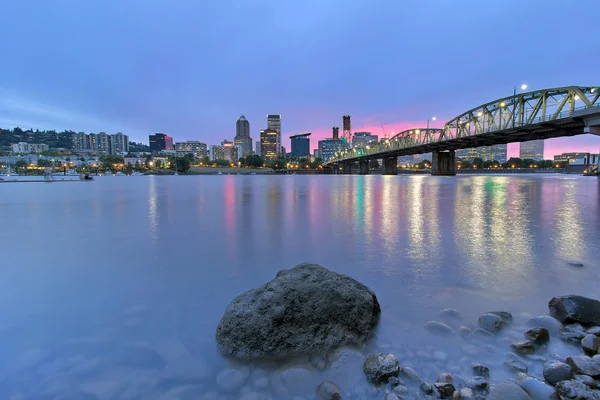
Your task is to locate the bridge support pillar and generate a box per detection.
[342,162,352,174]
[432,150,456,176]
[382,157,398,175]
[358,160,370,175]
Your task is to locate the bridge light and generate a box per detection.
[477,112,483,117]
[574,95,580,100]
[500,102,506,107]
[415,130,421,134]
[520,84,528,90]
[592,88,597,93]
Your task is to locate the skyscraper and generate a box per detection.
[456,144,508,163]
[234,115,253,156]
[149,133,174,152]
[260,129,278,161]
[267,114,281,156]
[520,140,545,161]
[290,133,311,157]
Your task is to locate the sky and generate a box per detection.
[1,0,600,158]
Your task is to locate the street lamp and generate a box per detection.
[513,84,528,127]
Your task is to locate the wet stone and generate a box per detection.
[565,323,586,333]
[574,374,598,389]
[488,311,513,323]
[472,364,490,379]
[582,334,600,355]
[511,340,536,354]
[434,382,456,398]
[437,373,454,384]
[527,316,563,333]
[316,380,341,400]
[420,382,434,394]
[562,330,587,344]
[459,326,472,340]
[543,361,573,385]
[467,376,489,391]
[524,327,550,344]
[472,328,496,342]
[460,387,474,400]
[505,358,528,374]
[385,394,400,400]
[392,384,409,395]
[588,327,600,336]
[440,309,463,324]
[363,353,400,383]
[399,366,420,382]
[566,355,600,378]
[486,380,532,400]
[478,313,508,334]
[555,379,600,400]
[518,377,556,400]
[388,376,399,386]
[424,321,456,336]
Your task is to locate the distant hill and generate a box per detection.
[0,127,74,149]
[129,141,150,152]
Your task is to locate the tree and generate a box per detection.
[310,157,323,169]
[483,160,492,169]
[369,159,380,169]
[183,153,194,163]
[14,160,27,172]
[100,154,125,170]
[472,157,483,169]
[169,156,191,173]
[507,157,523,168]
[213,159,230,167]
[37,159,52,167]
[522,158,536,168]
[200,156,210,165]
[241,155,263,168]
[459,160,471,169]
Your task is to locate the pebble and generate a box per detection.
[437,373,454,383]
[574,374,598,389]
[458,326,472,340]
[363,353,400,383]
[309,354,328,370]
[562,330,586,344]
[486,380,531,400]
[587,326,600,336]
[400,366,420,383]
[472,328,496,342]
[527,316,563,333]
[420,382,434,394]
[518,376,556,400]
[392,384,409,395]
[460,387,474,399]
[461,344,479,357]
[555,379,600,400]
[385,394,400,400]
[505,358,528,373]
[524,327,550,344]
[582,334,600,355]
[488,311,513,323]
[478,313,508,334]
[472,364,490,378]
[316,381,341,400]
[467,376,489,391]
[566,355,600,377]
[424,321,456,336]
[434,382,456,398]
[511,340,536,354]
[543,361,573,385]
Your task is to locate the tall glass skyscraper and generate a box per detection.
[260,129,278,161]
[520,140,545,161]
[290,133,311,157]
[234,115,253,156]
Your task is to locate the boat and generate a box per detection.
[217,170,223,175]
[116,171,125,176]
[130,171,144,176]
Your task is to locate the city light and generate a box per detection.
[574,95,580,100]
[520,84,528,90]
[500,102,506,107]
[477,112,483,117]
[432,117,436,121]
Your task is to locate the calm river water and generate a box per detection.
[0,174,599,399]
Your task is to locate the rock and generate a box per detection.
[549,295,600,325]
[385,394,400,400]
[519,376,556,400]
[487,380,532,400]
[527,316,563,333]
[525,327,551,344]
[575,374,598,389]
[459,326,472,339]
[424,321,456,336]
[400,366,421,382]
[440,309,463,323]
[216,263,381,359]
[555,379,600,399]
[566,356,600,378]
[472,364,490,378]
[587,327,600,336]
[392,384,409,395]
[568,262,585,268]
[460,387,474,399]
[328,348,365,384]
[478,313,508,333]
[461,344,479,357]
[489,311,514,322]
[505,358,529,374]
[565,323,586,333]
[363,353,399,383]
[437,373,454,384]
[467,376,489,391]
[472,328,496,342]
[582,334,600,355]
[316,381,341,400]
[512,340,537,354]
[434,382,456,398]
[216,368,250,393]
[420,382,434,394]
[562,330,587,344]
[543,361,573,385]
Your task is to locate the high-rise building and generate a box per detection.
[11,142,49,153]
[255,140,262,157]
[260,129,279,161]
[332,127,339,140]
[234,115,253,156]
[112,132,129,154]
[492,144,508,163]
[352,132,379,148]
[456,144,508,163]
[318,138,349,163]
[72,132,129,154]
[520,140,545,161]
[342,115,351,142]
[174,141,208,158]
[267,114,282,156]
[290,133,311,158]
[149,133,174,153]
[96,132,113,154]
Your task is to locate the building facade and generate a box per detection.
[234,115,253,156]
[456,144,508,163]
[260,129,278,161]
[71,132,129,154]
[352,132,378,148]
[112,133,129,154]
[149,133,174,153]
[255,140,261,157]
[174,141,208,158]
[267,114,282,156]
[11,142,49,153]
[318,138,349,162]
[520,140,544,160]
[554,152,594,163]
[290,133,311,157]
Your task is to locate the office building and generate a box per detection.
[260,129,278,161]
[267,114,282,156]
[222,140,238,162]
[520,140,545,160]
[11,142,49,153]
[234,115,253,156]
[255,140,261,157]
[318,138,349,163]
[554,152,596,163]
[456,144,508,163]
[352,132,378,148]
[290,133,311,157]
[174,141,208,158]
[149,133,174,153]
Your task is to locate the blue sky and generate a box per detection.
[1,0,599,157]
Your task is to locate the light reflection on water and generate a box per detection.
[0,174,598,397]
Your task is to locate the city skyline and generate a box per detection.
[1,1,599,158]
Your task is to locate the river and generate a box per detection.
[0,174,598,399]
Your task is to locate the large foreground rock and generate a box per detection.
[549,295,600,325]
[487,381,532,400]
[216,263,381,359]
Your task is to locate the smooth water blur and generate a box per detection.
[0,174,599,398]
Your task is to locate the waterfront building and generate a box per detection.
[72,132,129,154]
[318,138,349,163]
[11,142,49,153]
[267,114,282,156]
[209,140,238,162]
[260,129,278,161]
[290,133,311,158]
[96,132,113,154]
[174,141,208,158]
[314,149,321,159]
[456,144,507,163]
[234,115,253,156]
[149,133,174,153]
[255,141,261,157]
[520,140,544,160]
[553,152,595,163]
[352,132,378,148]
[112,132,129,154]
